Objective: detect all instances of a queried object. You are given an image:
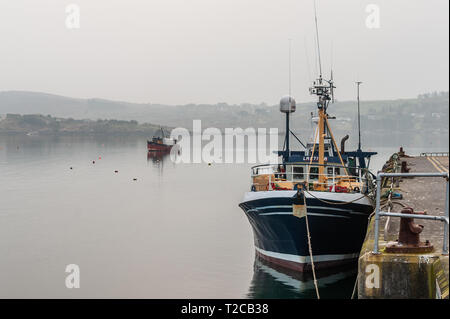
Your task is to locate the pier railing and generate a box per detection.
[420,152,449,157]
[250,163,374,194]
[373,172,450,255]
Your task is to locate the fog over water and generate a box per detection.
[0,0,448,300]
[1,0,448,104]
[0,135,446,298]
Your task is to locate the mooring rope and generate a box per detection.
[304,189,369,206]
[383,154,401,240]
[351,277,358,299]
[350,209,376,299]
[304,210,320,299]
[383,179,394,240]
[351,154,402,299]
[299,190,368,300]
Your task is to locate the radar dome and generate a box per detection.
[280,96,296,113]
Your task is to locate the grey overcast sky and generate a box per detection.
[0,0,448,105]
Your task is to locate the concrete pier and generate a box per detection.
[358,151,449,299]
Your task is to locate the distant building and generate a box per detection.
[6,113,21,119]
[367,115,380,120]
[431,113,443,119]
[411,113,425,119]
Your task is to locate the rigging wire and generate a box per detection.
[290,130,307,149]
[289,38,292,97]
[313,0,323,78]
[304,37,313,85]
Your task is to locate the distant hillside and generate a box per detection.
[0,114,167,136]
[0,90,448,146]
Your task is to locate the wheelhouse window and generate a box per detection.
[327,167,341,177]
[327,167,333,176]
[309,166,319,180]
[293,166,304,180]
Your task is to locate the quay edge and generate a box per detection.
[357,150,449,299]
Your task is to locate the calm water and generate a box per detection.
[0,135,447,298]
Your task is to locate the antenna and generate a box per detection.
[309,0,334,112]
[313,0,322,78]
[330,41,334,75]
[330,69,335,103]
[289,38,292,97]
[330,41,335,103]
[303,37,313,83]
[356,81,363,150]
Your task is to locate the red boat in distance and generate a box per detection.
[147,127,177,152]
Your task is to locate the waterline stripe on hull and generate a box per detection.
[247,205,368,216]
[249,205,352,212]
[255,246,359,264]
[259,212,350,219]
[348,211,370,216]
[243,190,372,206]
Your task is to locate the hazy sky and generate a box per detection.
[0,0,448,105]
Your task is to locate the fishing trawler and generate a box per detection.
[239,75,377,272]
[147,127,177,152]
[241,1,385,266]
[239,2,378,273]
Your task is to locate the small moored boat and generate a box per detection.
[147,127,176,152]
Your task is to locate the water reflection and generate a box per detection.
[147,150,171,164]
[1,134,446,298]
[247,256,357,299]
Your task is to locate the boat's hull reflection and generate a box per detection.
[147,150,171,164]
[247,254,357,299]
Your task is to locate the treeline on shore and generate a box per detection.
[0,114,165,136]
[0,91,447,139]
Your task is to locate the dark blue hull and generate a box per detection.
[239,191,373,272]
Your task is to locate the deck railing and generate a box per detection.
[250,163,375,194]
[373,172,449,255]
[420,152,449,157]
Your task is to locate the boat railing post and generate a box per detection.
[373,174,382,254]
[332,168,335,192]
[359,168,362,190]
[306,164,310,191]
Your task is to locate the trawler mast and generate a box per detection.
[309,0,345,191]
[239,1,378,275]
[310,76,335,190]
